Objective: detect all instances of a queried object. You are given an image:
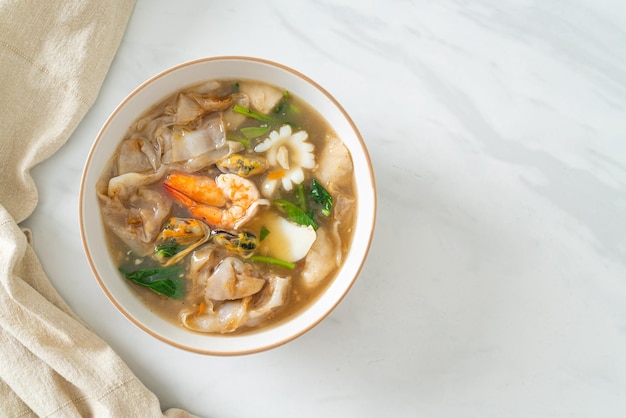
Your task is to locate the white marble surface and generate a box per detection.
[22,0,626,416]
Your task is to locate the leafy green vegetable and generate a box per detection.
[233,104,277,123]
[311,179,333,216]
[240,125,270,139]
[120,266,184,299]
[249,255,295,270]
[273,199,318,230]
[273,90,300,118]
[232,81,240,93]
[155,242,184,258]
[273,100,286,115]
[226,133,251,148]
[295,183,307,212]
[259,226,270,241]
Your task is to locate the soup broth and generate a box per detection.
[97,79,356,334]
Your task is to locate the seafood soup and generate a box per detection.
[96,79,356,334]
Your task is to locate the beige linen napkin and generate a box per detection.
[0,1,198,416]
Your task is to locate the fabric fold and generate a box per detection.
[0,1,198,416]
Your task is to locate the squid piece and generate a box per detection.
[181,298,251,334]
[203,257,265,301]
[181,247,292,332]
[254,125,315,198]
[154,217,211,266]
[107,165,168,202]
[163,172,269,230]
[188,246,220,289]
[245,276,291,327]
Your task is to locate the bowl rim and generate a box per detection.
[79,55,377,355]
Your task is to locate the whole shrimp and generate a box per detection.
[163,171,269,230]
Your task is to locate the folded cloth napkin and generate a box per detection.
[0,1,198,416]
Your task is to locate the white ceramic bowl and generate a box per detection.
[79,56,376,355]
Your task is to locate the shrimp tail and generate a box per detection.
[163,183,196,207]
[164,183,226,227]
[164,171,226,206]
[191,206,229,229]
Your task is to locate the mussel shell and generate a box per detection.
[155,217,211,266]
[210,229,258,258]
[216,153,267,177]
